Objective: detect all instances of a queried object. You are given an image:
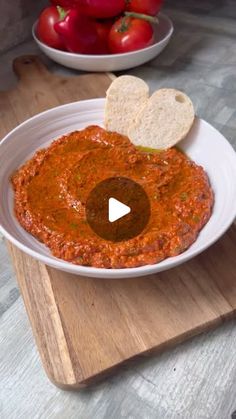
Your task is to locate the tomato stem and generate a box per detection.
[118,16,130,33]
[124,11,159,24]
[57,6,68,20]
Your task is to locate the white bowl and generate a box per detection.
[1,98,236,279]
[32,13,173,72]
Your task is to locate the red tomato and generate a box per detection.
[96,21,113,43]
[95,20,113,53]
[37,6,65,49]
[78,0,125,18]
[125,0,163,16]
[109,17,154,54]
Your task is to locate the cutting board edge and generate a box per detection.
[46,310,236,389]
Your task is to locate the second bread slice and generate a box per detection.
[128,88,195,149]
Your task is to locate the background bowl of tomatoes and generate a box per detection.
[33,0,173,72]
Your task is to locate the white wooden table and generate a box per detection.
[1,1,236,418]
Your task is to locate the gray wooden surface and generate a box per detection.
[1,1,236,418]
[0,0,47,53]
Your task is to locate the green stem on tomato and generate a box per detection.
[118,16,131,33]
[124,11,159,24]
[57,6,68,20]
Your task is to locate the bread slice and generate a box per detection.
[128,88,195,149]
[104,75,149,136]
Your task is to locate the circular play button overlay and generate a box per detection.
[86,177,150,242]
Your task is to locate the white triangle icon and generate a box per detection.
[108,198,131,223]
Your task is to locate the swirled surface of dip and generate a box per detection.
[12,125,214,268]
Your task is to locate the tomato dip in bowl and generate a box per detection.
[1,99,236,278]
[11,125,213,269]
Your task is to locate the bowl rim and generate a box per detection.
[1,98,236,279]
[32,12,174,60]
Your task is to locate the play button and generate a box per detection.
[108,198,131,223]
[86,177,150,242]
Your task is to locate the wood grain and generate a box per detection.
[1,55,236,389]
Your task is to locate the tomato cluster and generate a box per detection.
[36,0,163,54]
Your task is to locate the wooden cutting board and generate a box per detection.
[1,55,236,389]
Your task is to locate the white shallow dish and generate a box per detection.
[32,13,173,72]
[1,98,236,279]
